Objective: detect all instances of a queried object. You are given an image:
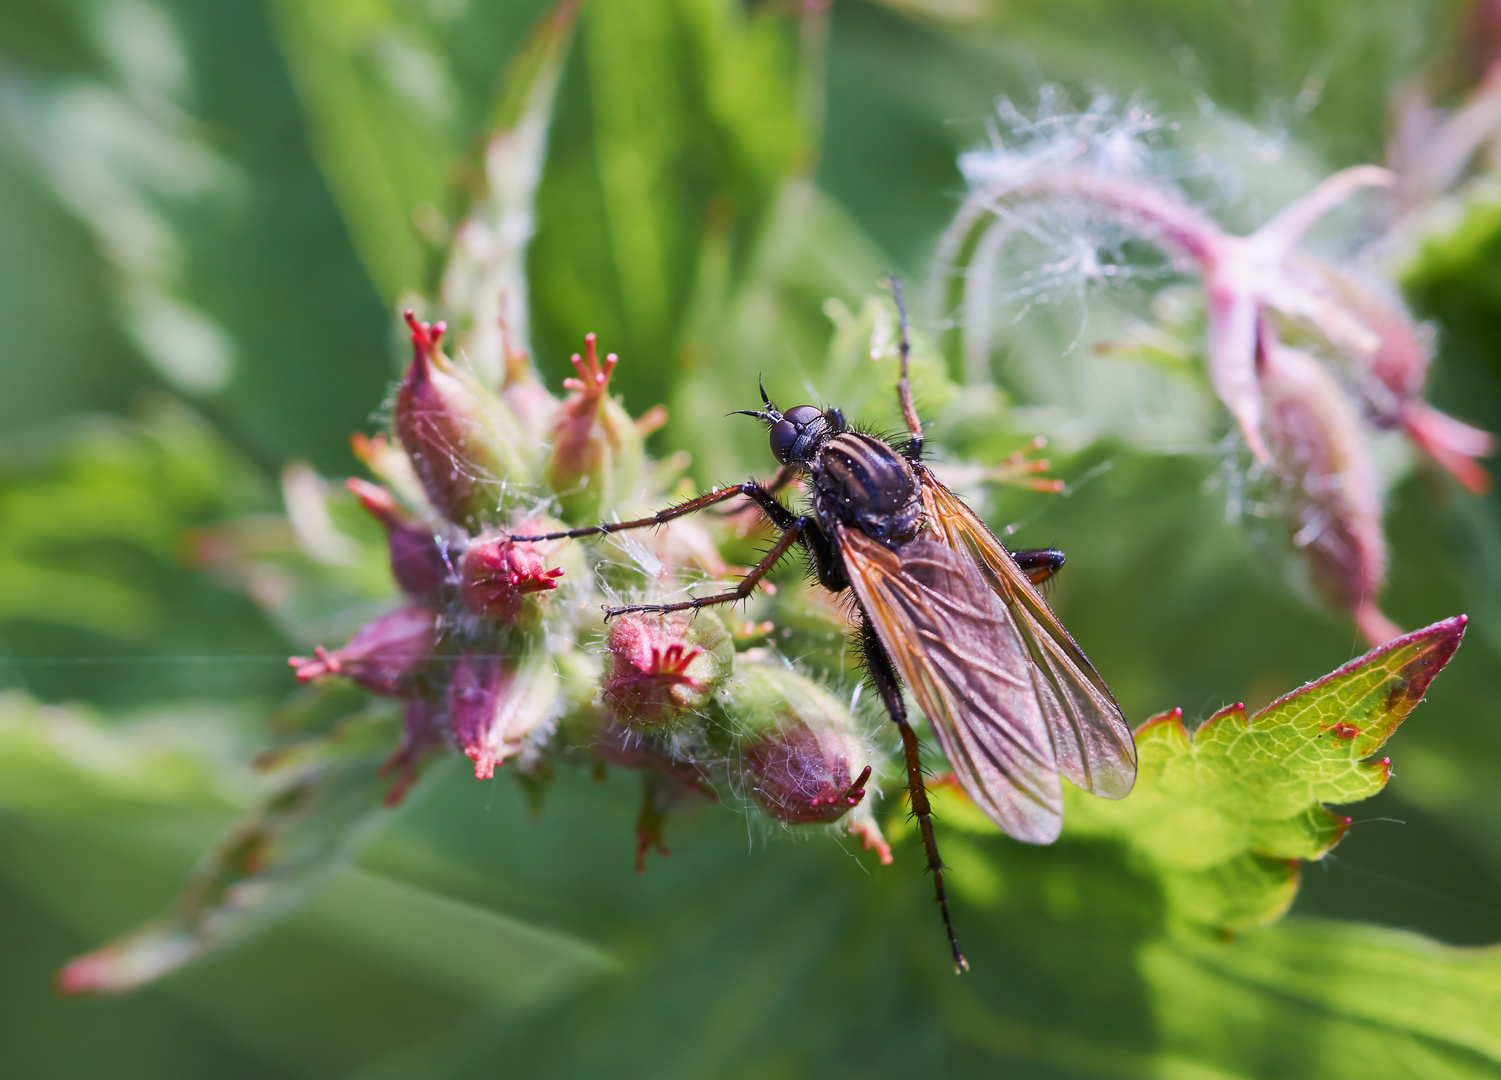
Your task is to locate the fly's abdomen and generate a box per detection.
[812,433,923,546]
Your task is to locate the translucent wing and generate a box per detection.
[920,471,1137,799]
[837,524,1064,842]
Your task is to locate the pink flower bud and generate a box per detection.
[723,657,882,828]
[346,478,449,598]
[601,611,733,730]
[729,663,879,825]
[448,652,559,779]
[380,697,444,807]
[746,724,873,825]
[547,333,646,523]
[1260,345,1401,645]
[1314,268,1496,492]
[1403,401,1498,495]
[349,431,434,517]
[500,324,561,445]
[288,606,439,696]
[589,716,716,795]
[394,311,521,530]
[459,522,565,623]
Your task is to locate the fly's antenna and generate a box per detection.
[731,375,782,423]
[883,276,924,450]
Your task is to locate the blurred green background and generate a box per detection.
[3,0,1501,1077]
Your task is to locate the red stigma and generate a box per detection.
[563,332,618,405]
[403,309,446,358]
[649,643,703,686]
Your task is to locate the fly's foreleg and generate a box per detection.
[605,516,806,619]
[710,463,800,516]
[506,481,784,543]
[859,614,967,974]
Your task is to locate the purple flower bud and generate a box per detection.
[448,652,559,779]
[1261,344,1400,645]
[288,606,439,696]
[1404,402,1498,495]
[1316,269,1497,493]
[601,612,732,730]
[394,311,521,530]
[347,478,449,598]
[459,521,565,624]
[380,697,444,807]
[746,724,872,825]
[728,662,883,827]
[589,715,716,794]
[499,325,561,445]
[546,333,647,523]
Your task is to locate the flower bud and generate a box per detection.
[349,431,434,518]
[459,520,566,624]
[1402,401,1497,496]
[727,660,881,825]
[394,311,526,530]
[346,478,449,599]
[1260,345,1400,645]
[380,696,444,807]
[288,606,439,696]
[448,650,560,779]
[588,715,716,794]
[500,327,561,446]
[1303,267,1495,493]
[546,333,646,524]
[601,611,732,730]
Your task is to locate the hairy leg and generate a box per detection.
[507,480,797,543]
[860,613,967,973]
[605,518,807,618]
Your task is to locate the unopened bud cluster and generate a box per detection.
[288,305,890,865]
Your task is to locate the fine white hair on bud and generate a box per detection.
[958,89,1169,193]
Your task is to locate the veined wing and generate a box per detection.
[837,524,1064,843]
[920,472,1137,799]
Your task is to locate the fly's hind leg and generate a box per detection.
[859,612,967,974]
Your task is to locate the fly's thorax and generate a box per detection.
[811,432,923,547]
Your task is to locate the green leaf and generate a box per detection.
[265,0,459,300]
[0,691,244,819]
[55,712,397,995]
[1160,920,1501,1065]
[1066,616,1470,929]
[530,0,801,414]
[917,617,1470,935]
[302,865,614,1013]
[191,459,397,648]
[0,399,296,710]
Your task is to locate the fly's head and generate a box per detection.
[733,380,845,466]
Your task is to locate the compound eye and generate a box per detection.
[783,405,822,426]
[769,419,799,463]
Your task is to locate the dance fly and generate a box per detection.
[509,281,1137,971]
